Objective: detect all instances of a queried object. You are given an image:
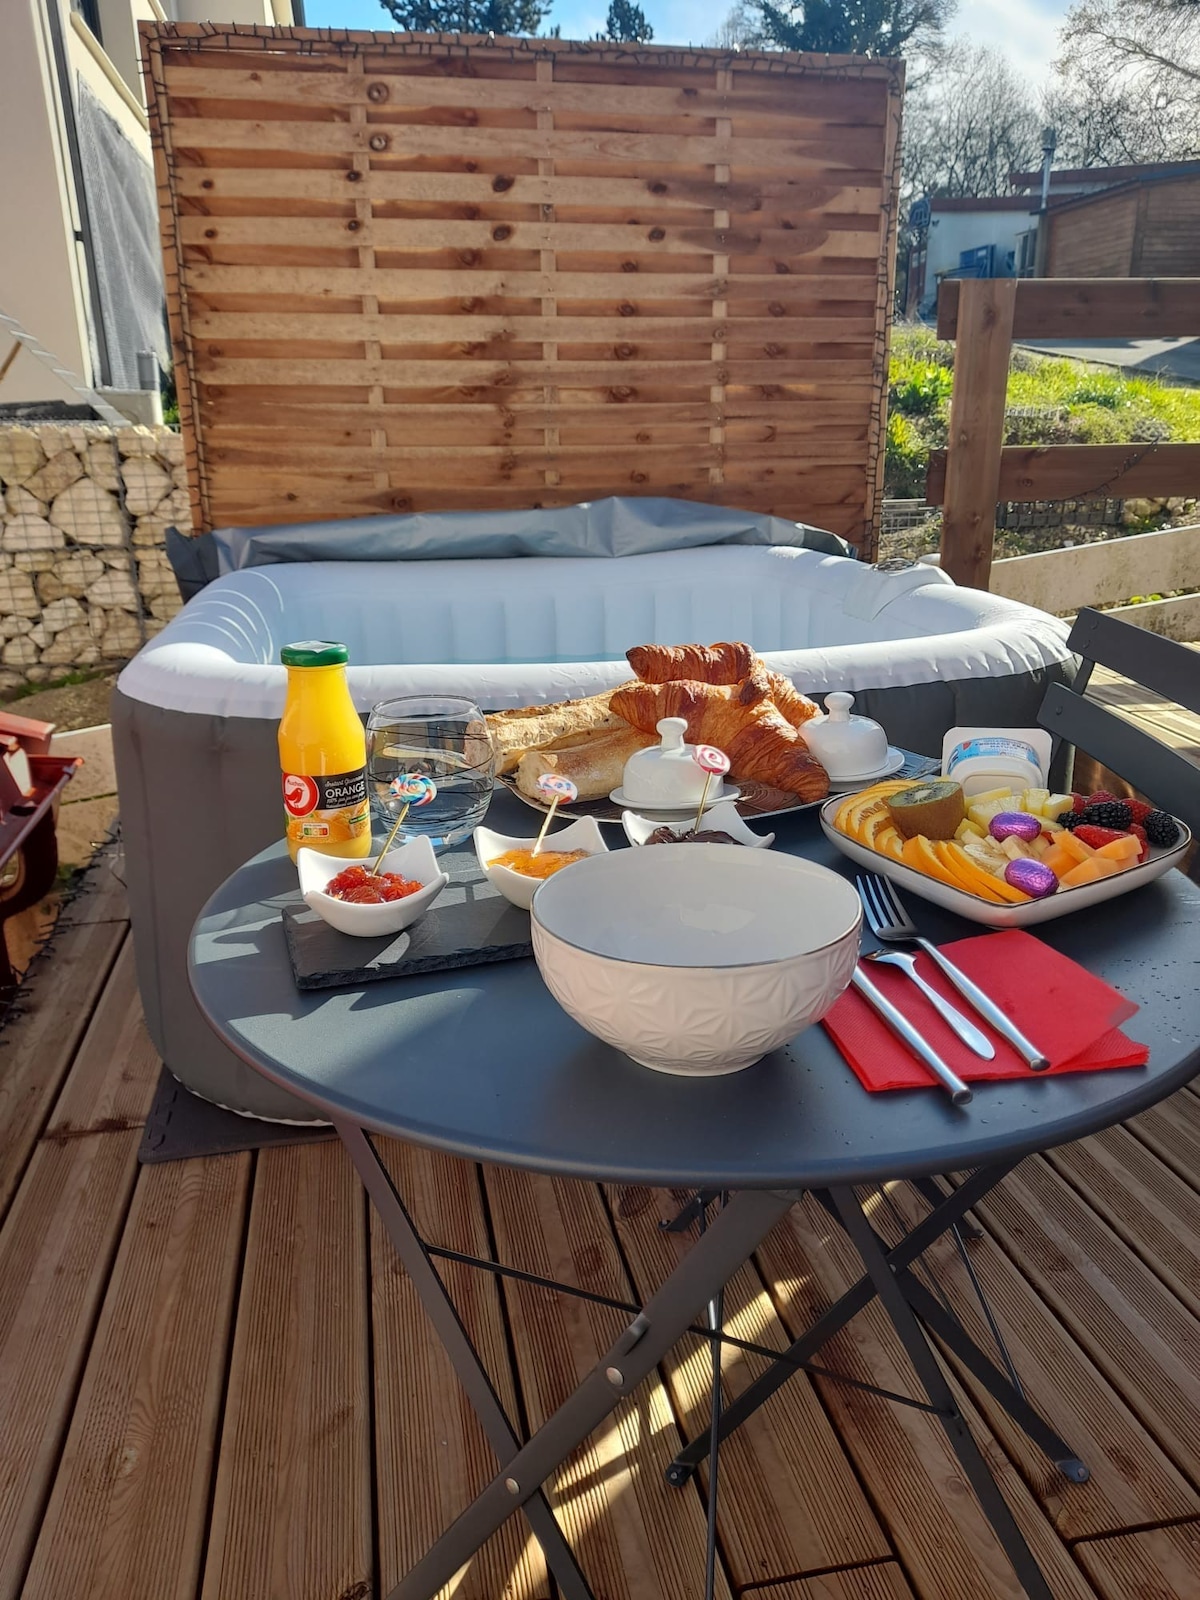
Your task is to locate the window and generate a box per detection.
[70,0,103,43]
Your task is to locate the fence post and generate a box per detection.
[938,278,1017,590]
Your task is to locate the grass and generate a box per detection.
[3,668,107,703]
[885,324,1200,498]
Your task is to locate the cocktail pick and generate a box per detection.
[533,774,578,855]
[372,773,437,874]
[691,744,730,836]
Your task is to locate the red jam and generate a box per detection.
[325,864,424,904]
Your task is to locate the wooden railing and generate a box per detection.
[925,278,1200,588]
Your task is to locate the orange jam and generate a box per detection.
[491,848,589,879]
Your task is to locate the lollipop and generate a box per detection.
[989,811,1042,844]
[691,744,730,834]
[1004,858,1057,898]
[532,773,579,855]
[372,773,438,872]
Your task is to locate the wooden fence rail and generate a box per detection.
[931,277,1200,588]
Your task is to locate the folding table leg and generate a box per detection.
[341,1116,798,1600]
[829,1184,1056,1600]
[337,1123,595,1600]
[667,1161,1014,1481]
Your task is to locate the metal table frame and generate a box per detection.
[342,1119,1078,1600]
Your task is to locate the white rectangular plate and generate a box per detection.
[820,799,1192,928]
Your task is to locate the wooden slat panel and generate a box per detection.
[44,942,162,1139]
[605,1184,890,1586]
[19,1156,250,1600]
[927,442,1200,506]
[756,1192,1101,1600]
[0,1132,140,1600]
[1075,1519,1200,1600]
[371,1142,548,1598]
[201,1143,371,1600]
[938,277,1200,340]
[0,921,125,1220]
[483,1166,734,1600]
[145,27,898,545]
[960,1158,1200,1486]
[877,1179,1200,1538]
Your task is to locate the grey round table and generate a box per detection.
[190,792,1200,1600]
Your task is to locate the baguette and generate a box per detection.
[486,689,626,775]
[516,727,655,802]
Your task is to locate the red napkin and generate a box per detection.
[823,930,1148,1092]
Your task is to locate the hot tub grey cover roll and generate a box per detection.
[168,495,851,600]
[120,523,1076,1121]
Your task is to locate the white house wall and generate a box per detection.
[926,208,1038,281]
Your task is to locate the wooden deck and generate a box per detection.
[3,848,1200,1600]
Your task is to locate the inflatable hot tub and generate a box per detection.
[115,511,1074,1119]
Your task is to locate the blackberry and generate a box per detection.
[1079,800,1132,830]
[1143,809,1181,848]
[1053,810,1082,831]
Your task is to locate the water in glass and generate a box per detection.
[367,696,494,850]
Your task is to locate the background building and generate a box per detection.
[0,0,298,421]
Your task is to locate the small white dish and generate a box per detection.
[297,837,449,938]
[827,747,906,789]
[801,691,891,783]
[622,800,775,849]
[474,815,608,911]
[608,781,740,814]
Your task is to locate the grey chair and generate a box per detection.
[1039,607,1200,876]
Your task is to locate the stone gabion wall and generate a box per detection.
[0,423,187,692]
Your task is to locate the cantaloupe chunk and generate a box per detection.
[1060,857,1121,888]
[1041,845,1075,877]
[1052,828,1096,864]
[1095,835,1141,864]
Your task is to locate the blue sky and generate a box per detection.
[302,0,1075,82]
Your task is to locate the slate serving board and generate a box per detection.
[282,840,531,991]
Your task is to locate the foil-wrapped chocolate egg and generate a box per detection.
[1004,858,1058,898]
[989,811,1043,843]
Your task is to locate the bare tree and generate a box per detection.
[901,41,1042,199]
[706,1,766,48]
[1053,1,1200,159]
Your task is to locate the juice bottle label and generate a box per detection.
[282,767,369,849]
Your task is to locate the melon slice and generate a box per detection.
[1041,845,1075,878]
[1052,828,1096,864]
[1060,857,1121,889]
[1095,835,1141,864]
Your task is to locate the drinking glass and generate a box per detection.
[366,696,494,851]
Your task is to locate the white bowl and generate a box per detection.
[474,816,608,911]
[531,846,861,1075]
[621,800,775,849]
[297,837,449,937]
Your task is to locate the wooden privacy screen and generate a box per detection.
[141,26,902,550]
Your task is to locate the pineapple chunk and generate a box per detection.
[1029,835,1050,857]
[955,818,984,841]
[1021,787,1049,816]
[1042,794,1075,820]
[1001,836,1032,860]
[967,797,1015,829]
[967,786,1016,806]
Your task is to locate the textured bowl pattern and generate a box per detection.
[531,918,859,1075]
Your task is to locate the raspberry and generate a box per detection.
[1074,825,1130,850]
[1130,823,1149,861]
[1125,798,1154,825]
[1070,793,1088,814]
[1144,810,1181,848]
[1088,790,1118,807]
[1079,800,1132,829]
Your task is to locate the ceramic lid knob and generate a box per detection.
[800,691,889,781]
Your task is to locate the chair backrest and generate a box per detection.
[1038,608,1200,842]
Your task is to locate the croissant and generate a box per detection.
[611,674,829,801]
[765,671,821,729]
[626,641,755,686]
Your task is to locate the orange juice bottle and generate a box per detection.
[278,641,370,863]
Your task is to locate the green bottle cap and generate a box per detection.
[280,640,349,668]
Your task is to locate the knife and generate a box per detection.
[851,966,973,1106]
[911,937,1052,1072]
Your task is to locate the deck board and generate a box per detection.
[3,909,1200,1599]
[18,1155,251,1600]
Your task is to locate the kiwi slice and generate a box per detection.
[886,779,966,840]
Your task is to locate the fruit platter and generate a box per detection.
[821,777,1192,928]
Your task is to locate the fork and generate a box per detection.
[857,873,1052,1072]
